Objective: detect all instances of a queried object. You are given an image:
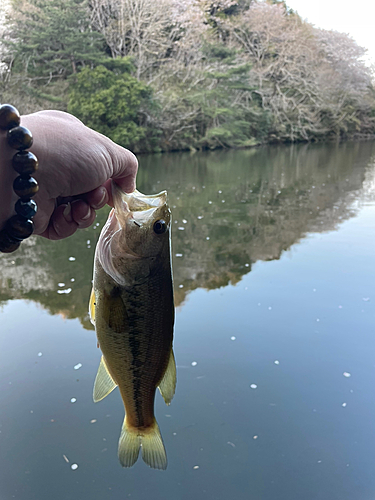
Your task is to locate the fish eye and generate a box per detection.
[153,219,167,235]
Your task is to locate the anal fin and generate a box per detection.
[93,355,117,402]
[158,349,176,406]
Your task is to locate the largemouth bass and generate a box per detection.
[89,183,175,470]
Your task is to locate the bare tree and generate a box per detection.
[223,1,374,141]
[314,29,374,136]
[226,2,326,140]
[89,0,178,80]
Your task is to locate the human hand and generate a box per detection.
[4,110,138,240]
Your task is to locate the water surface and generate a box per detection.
[1,142,375,499]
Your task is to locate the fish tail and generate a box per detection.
[118,418,141,468]
[118,417,167,470]
[140,419,167,470]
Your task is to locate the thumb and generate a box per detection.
[107,142,138,194]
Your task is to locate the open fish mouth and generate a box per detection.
[112,183,167,213]
[127,189,168,210]
[112,182,169,227]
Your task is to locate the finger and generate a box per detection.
[39,203,78,240]
[102,177,134,208]
[108,145,138,193]
[85,186,109,210]
[103,179,115,207]
[71,199,96,228]
[32,197,56,236]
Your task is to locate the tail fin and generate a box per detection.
[118,419,141,468]
[118,418,167,470]
[141,420,167,470]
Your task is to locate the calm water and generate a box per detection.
[1,141,375,500]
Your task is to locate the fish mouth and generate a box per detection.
[112,182,168,226]
[128,189,168,209]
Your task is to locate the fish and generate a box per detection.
[89,182,175,470]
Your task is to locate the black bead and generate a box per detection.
[0,104,21,131]
[6,215,34,240]
[13,175,39,200]
[7,126,33,150]
[15,199,37,219]
[12,151,38,175]
[0,229,21,253]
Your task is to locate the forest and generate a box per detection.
[1,0,374,153]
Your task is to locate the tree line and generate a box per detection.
[1,0,374,153]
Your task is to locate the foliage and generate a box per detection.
[225,1,375,142]
[1,0,375,151]
[68,59,153,150]
[1,0,106,107]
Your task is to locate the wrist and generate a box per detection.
[0,104,39,252]
[0,132,18,231]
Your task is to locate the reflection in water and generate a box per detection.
[2,141,375,500]
[0,141,374,324]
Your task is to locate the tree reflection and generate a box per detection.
[0,141,374,327]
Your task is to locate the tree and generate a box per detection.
[2,0,106,106]
[314,29,375,137]
[225,1,375,141]
[68,58,153,150]
[2,0,374,148]
[89,0,177,80]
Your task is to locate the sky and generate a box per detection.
[287,0,375,65]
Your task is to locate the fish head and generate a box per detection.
[95,182,171,286]
[112,183,171,258]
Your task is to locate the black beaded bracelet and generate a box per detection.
[0,104,39,253]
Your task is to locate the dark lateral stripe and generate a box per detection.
[127,288,145,427]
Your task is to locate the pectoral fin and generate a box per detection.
[102,290,129,333]
[89,287,96,326]
[158,350,176,406]
[93,355,118,402]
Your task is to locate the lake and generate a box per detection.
[1,141,375,500]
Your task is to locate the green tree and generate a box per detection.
[149,42,270,151]
[68,59,153,150]
[3,0,106,106]
[199,60,270,148]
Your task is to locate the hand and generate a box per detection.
[16,110,138,240]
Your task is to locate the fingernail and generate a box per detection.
[81,207,92,220]
[63,203,72,223]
